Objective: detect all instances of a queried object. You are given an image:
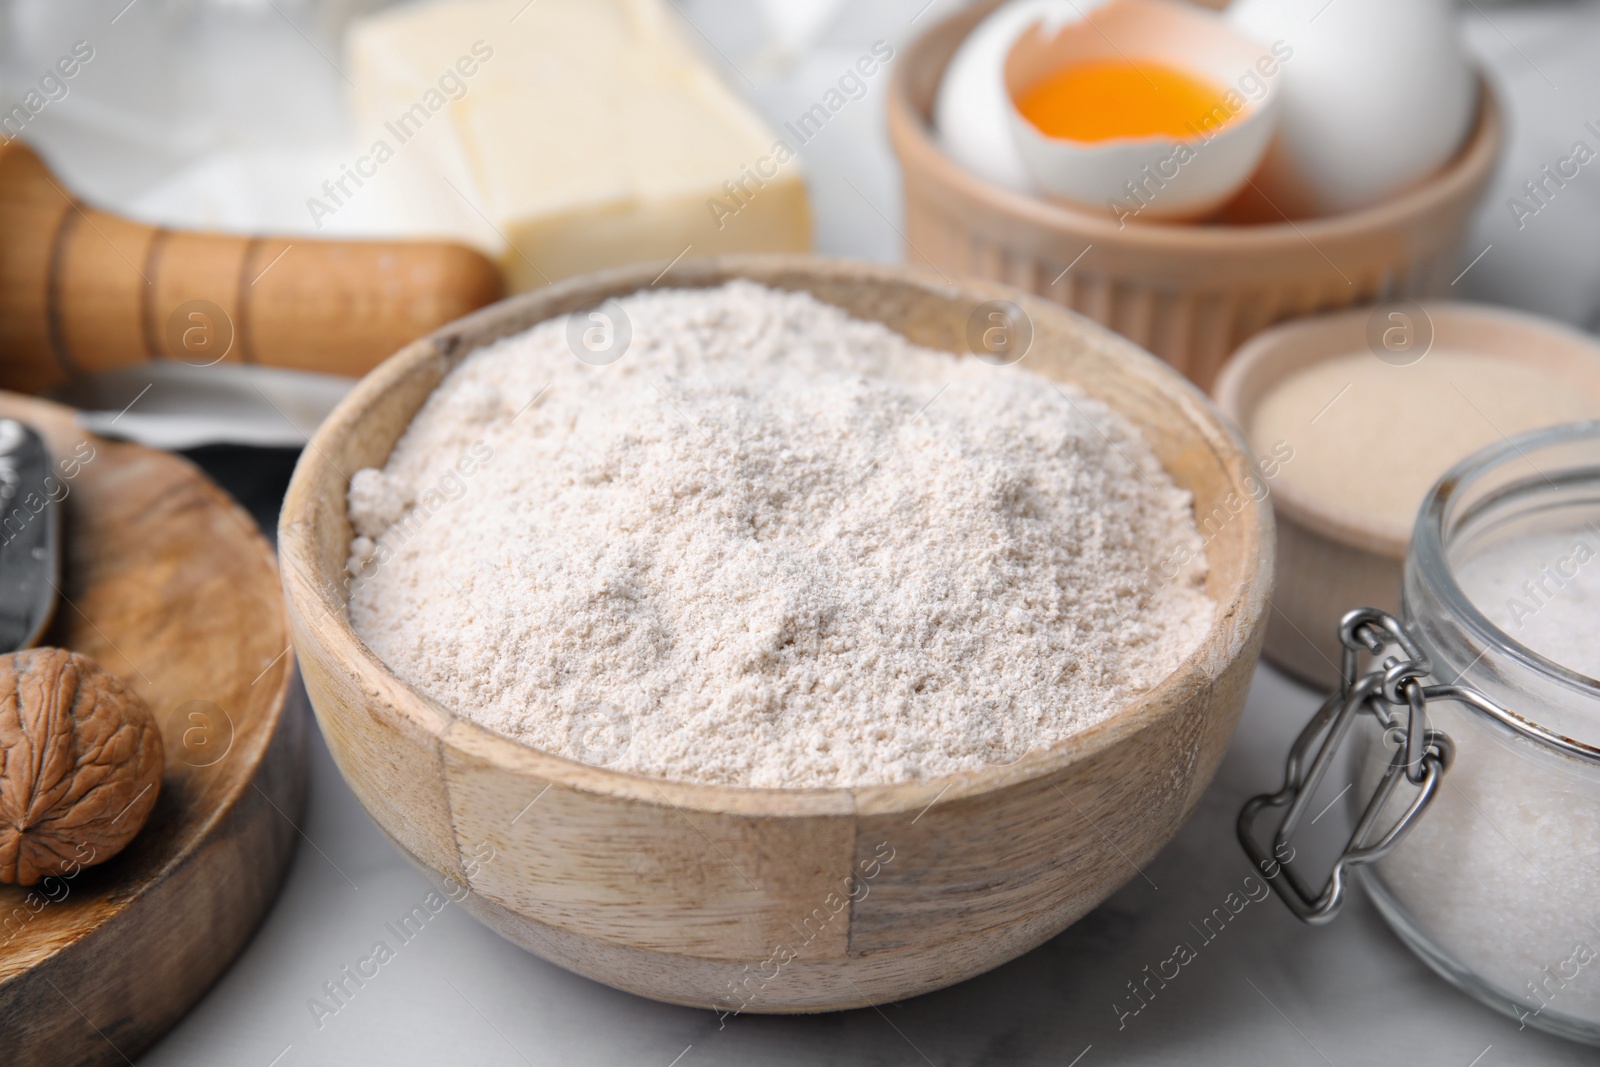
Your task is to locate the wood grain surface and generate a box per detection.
[279,256,1274,1012]
[0,393,306,1066]
[0,140,503,394]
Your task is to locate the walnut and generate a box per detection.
[0,648,164,886]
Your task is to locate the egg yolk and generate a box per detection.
[1016,60,1235,142]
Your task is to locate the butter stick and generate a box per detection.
[346,0,812,290]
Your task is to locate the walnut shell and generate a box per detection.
[0,648,164,886]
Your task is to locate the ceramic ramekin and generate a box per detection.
[888,0,1503,390]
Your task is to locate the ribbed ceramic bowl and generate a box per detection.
[889,0,1503,390]
[278,255,1272,1011]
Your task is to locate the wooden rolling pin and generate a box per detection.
[0,140,504,394]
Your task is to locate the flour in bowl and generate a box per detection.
[345,281,1214,788]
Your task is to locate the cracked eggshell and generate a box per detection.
[934,0,1103,192]
[1004,0,1283,220]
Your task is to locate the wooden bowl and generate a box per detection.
[888,0,1503,391]
[1214,302,1600,689]
[278,255,1272,1012]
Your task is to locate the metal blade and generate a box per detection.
[0,419,60,653]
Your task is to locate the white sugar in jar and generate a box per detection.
[1366,423,1600,1043]
[1243,421,1600,1046]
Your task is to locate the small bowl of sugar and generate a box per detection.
[1214,302,1600,688]
[278,255,1274,1012]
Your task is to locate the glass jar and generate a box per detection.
[1240,421,1600,1046]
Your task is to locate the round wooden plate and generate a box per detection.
[0,394,306,1066]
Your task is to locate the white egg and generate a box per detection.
[934,0,1103,192]
[1227,0,1477,217]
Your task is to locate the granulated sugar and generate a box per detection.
[1366,524,1600,1024]
[346,281,1214,787]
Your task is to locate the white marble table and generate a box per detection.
[137,666,1591,1066]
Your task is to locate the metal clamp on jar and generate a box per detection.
[1240,422,1600,1046]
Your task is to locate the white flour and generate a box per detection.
[346,282,1214,787]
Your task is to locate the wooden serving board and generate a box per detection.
[0,393,305,1066]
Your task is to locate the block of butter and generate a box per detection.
[345,0,811,290]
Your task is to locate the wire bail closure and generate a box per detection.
[1237,608,1457,925]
